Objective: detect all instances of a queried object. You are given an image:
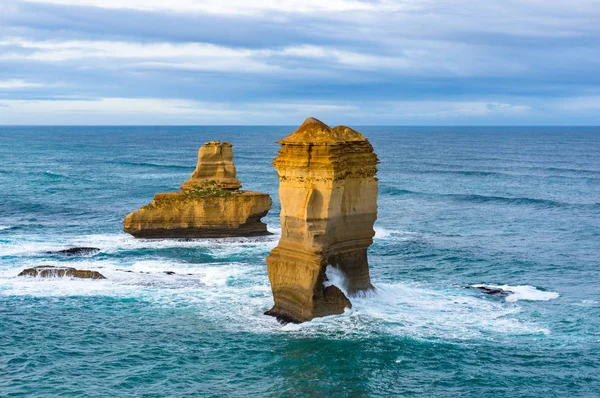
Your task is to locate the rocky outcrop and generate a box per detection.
[124,141,271,238]
[265,117,379,323]
[466,284,512,298]
[18,266,106,279]
[45,247,100,256]
[181,141,241,190]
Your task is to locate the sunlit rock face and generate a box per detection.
[124,141,271,238]
[181,141,241,191]
[265,118,379,323]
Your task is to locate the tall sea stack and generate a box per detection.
[265,118,379,323]
[124,141,271,238]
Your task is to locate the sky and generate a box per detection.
[1,0,600,125]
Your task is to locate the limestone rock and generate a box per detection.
[265,117,378,323]
[181,141,241,190]
[18,265,106,279]
[124,141,271,238]
[123,191,271,238]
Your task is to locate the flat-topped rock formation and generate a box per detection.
[18,265,106,279]
[265,117,379,323]
[124,141,271,238]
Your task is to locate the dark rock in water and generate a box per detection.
[163,271,176,275]
[18,266,105,279]
[46,247,100,256]
[467,285,513,298]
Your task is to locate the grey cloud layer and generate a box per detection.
[1,0,599,124]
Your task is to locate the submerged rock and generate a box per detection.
[18,265,106,279]
[265,118,379,323]
[123,141,272,238]
[467,284,513,298]
[46,247,100,256]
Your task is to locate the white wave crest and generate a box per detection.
[324,265,349,293]
[373,226,392,239]
[373,227,422,241]
[0,233,555,342]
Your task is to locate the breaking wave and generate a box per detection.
[470,284,560,302]
[0,249,553,342]
[43,170,69,179]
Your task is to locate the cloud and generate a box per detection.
[20,0,376,14]
[378,101,532,119]
[554,96,600,112]
[0,97,536,125]
[0,36,537,79]
[0,79,48,90]
[1,37,256,62]
[1,0,599,123]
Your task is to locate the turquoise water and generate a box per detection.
[1,126,599,397]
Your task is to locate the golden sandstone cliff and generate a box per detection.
[265,118,379,323]
[123,141,272,238]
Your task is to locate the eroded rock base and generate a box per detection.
[124,186,272,239]
[265,285,351,324]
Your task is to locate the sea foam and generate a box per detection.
[0,232,556,342]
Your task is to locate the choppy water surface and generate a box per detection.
[1,126,599,397]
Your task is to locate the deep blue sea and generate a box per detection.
[1,126,599,397]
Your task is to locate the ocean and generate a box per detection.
[1,126,599,397]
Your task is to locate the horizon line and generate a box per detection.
[2,124,600,128]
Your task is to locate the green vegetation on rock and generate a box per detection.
[183,181,238,199]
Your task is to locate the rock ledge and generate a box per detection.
[124,141,271,238]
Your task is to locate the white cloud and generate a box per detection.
[0,37,528,78]
[0,97,359,121]
[0,37,253,61]
[554,96,600,112]
[320,100,533,121]
[0,37,283,73]
[0,79,47,90]
[0,97,534,125]
[0,97,230,115]
[383,101,532,118]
